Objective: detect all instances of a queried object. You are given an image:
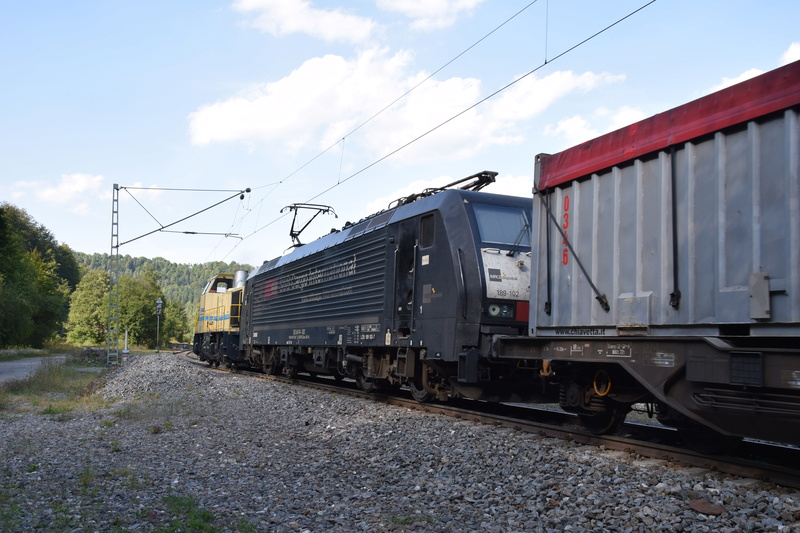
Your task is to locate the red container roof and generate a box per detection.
[538,60,800,190]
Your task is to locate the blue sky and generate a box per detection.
[3,0,799,267]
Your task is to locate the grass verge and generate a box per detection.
[0,356,109,414]
[156,494,216,533]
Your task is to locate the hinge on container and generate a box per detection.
[669,290,681,309]
[595,294,610,313]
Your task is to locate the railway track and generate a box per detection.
[176,350,800,489]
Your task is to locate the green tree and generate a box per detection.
[54,243,82,291]
[0,203,75,347]
[162,299,189,344]
[0,208,35,346]
[66,269,110,345]
[119,269,165,347]
[26,249,71,347]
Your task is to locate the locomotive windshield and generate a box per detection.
[472,203,531,247]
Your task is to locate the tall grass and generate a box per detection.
[0,348,47,363]
[0,358,108,414]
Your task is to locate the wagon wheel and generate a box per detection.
[578,408,627,435]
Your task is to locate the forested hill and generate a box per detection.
[75,252,254,308]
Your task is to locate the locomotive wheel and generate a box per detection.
[409,362,434,403]
[266,355,281,376]
[578,408,627,435]
[355,370,379,393]
[409,380,433,403]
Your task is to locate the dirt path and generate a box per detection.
[0,355,66,384]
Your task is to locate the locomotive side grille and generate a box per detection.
[251,231,387,326]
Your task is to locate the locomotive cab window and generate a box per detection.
[472,203,530,246]
[212,281,229,293]
[420,214,435,248]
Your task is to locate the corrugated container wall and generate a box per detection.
[530,61,800,337]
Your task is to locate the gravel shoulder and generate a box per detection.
[1,353,799,532]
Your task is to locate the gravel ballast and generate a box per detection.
[1,353,799,532]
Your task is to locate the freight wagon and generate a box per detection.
[494,60,800,449]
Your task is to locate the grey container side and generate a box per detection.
[531,108,800,337]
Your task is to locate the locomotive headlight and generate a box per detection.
[487,303,514,318]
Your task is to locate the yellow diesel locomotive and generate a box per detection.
[193,271,247,367]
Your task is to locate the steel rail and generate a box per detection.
[176,351,800,489]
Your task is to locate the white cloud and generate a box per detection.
[20,173,105,216]
[10,180,36,201]
[327,68,620,163]
[38,173,103,203]
[358,73,490,162]
[233,0,377,44]
[377,0,485,30]
[607,105,646,131]
[543,115,597,146]
[781,42,800,65]
[542,105,646,147]
[704,42,800,95]
[706,68,764,94]
[189,49,624,165]
[189,48,414,149]
[490,71,625,122]
[366,73,623,161]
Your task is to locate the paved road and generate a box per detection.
[0,355,67,384]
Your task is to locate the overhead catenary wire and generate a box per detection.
[263,1,542,194]
[313,0,657,197]
[123,187,163,228]
[221,2,546,258]
[123,187,246,192]
[233,1,542,238]
[119,188,250,247]
[221,0,657,260]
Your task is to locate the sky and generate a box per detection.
[3,0,799,268]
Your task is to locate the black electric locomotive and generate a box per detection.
[228,171,534,401]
